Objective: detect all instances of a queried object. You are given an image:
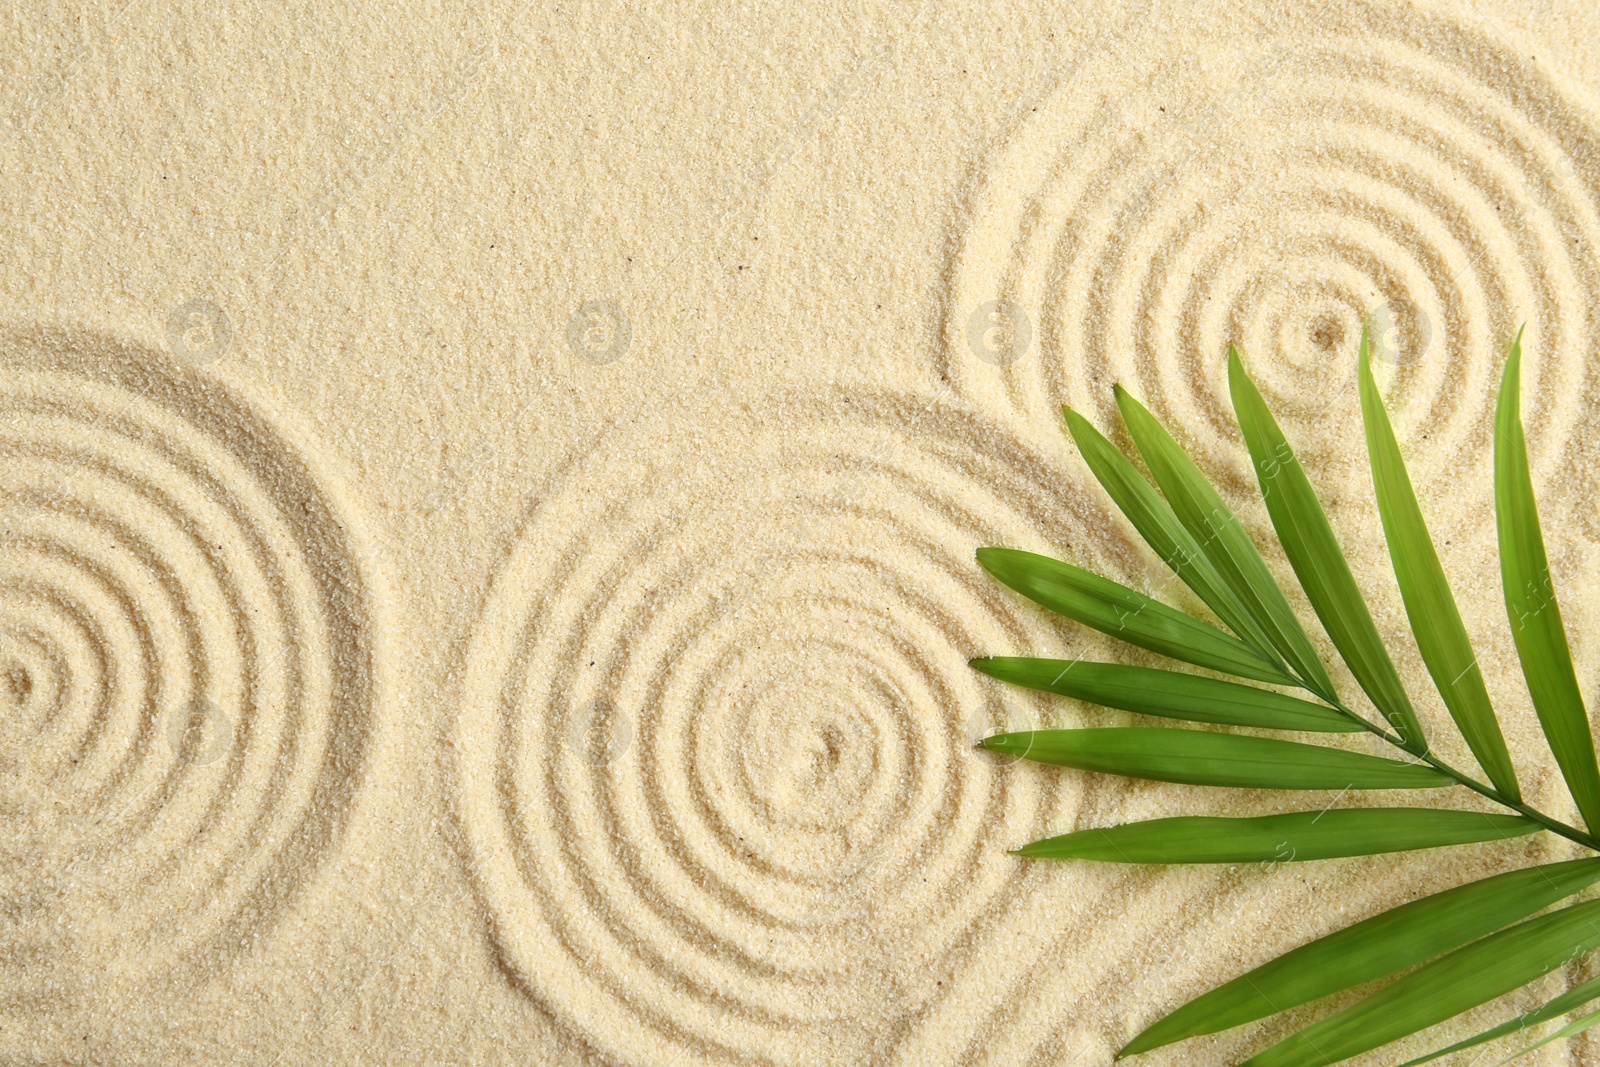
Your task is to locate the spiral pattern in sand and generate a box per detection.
[946,3,1600,520]
[452,389,1190,1065]
[0,329,383,1007]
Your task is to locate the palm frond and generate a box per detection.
[976,547,1294,685]
[1241,897,1600,1067]
[1115,385,1337,700]
[969,657,1359,732]
[1359,331,1520,798]
[1122,858,1600,1055]
[1397,970,1600,1066]
[1063,404,1284,664]
[978,728,1449,789]
[1012,808,1536,863]
[1229,347,1427,753]
[974,331,1600,1064]
[1494,332,1600,833]
[1496,1003,1600,1064]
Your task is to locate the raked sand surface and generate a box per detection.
[5,0,1600,1063]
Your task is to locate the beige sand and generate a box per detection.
[4,0,1600,1063]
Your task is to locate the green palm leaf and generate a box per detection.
[1398,971,1600,1066]
[975,332,1600,1065]
[975,547,1294,685]
[1062,405,1284,663]
[1242,896,1600,1067]
[978,729,1450,789]
[1013,808,1536,863]
[1497,1003,1600,1064]
[1359,331,1520,797]
[1115,386,1337,701]
[1229,348,1428,754]
[1494,334,1600,833]
[968,657,1359,732]
[1122,858,1600,1056]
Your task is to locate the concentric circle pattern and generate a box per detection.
[946,2,1600,525]
[0,329,382,1008]
[453,389,1190,1064]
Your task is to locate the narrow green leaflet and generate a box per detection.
[1062,405,1283,665]
[1115,386,1338,701]
[1359,333,1519,796]
[1243,896,1600,1067]
[1230,348,1428,755]
[1122,858,1600,1057]
[1496,335,1600,832]
[1014,808,1536,863]
[978,729,1449,789]
[1498,1003,1600,1064]
[968,657,1358,732]
[975,547,1295,685]
[1398,971,1600,1066]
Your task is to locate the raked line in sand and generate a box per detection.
[946,0,1600,536]
[0,328,386,1023]
[449,387,1174,1065]
[447,381,1521,1065]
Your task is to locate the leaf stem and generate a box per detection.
[1301,682,1600,851]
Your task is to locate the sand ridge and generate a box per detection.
[945,1,1600,531]
[0,327,388,1022]
[3,0,1600,1063]
[450,388,1106,1065]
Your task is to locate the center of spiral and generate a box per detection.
[745,700,877,825]
[1308,314,1346,353]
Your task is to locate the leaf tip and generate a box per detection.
[1502,330,1524,384]
[976,731,1021,756]
[1112,383,1148,423]
[1225,344,1259,406]
[1116,1035,1152,1059]
[1061,404,1090,435]
[1496,334,1524,429]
